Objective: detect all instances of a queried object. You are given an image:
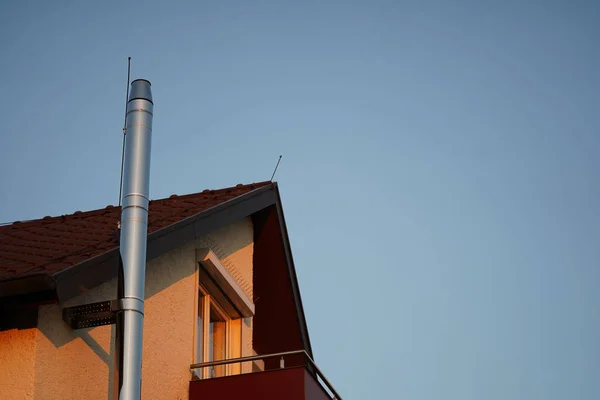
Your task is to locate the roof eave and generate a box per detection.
[0,272,56,299]
[0,182,314,356]
[54,183,278,301]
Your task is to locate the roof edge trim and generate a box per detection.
[271,182,314,357]
[0,273,56,299]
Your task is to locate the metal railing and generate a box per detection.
[189,349,342,400]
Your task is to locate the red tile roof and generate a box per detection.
[0,182,272,280]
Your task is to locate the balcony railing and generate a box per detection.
[189,350,342,400]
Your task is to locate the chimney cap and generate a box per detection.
[128,79,153,104]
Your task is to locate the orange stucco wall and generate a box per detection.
[1,217,254,400]
[0,327,37,399]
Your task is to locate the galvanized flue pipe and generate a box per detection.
[117,78,153,400]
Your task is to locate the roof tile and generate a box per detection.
[0,182,271,280]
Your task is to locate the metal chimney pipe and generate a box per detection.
[117,78,153,400]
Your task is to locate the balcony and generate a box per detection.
[189,350,342,400]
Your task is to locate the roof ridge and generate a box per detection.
[155,181,271,202]
[0,181,272,229]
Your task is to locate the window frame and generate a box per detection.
[195,283,234,378]
[193,248,251,379]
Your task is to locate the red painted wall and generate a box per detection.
[189,368,305,400]
[189,367,333,400]
[252,207,304,359]
[304,370,335,400]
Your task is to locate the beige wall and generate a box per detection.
[0,217,254,400]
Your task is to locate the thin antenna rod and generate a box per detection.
[270,155,282,181]
[118,57,132,207]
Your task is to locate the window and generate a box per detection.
[194,249,253,379]
[209,302,227,376]
[195,284,242,378]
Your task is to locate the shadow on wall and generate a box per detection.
[37,246,195,349]
[33,218,254,399]
[37,218,254,350]
[33,248,197,400]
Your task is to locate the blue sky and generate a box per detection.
[1,1,599,399]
